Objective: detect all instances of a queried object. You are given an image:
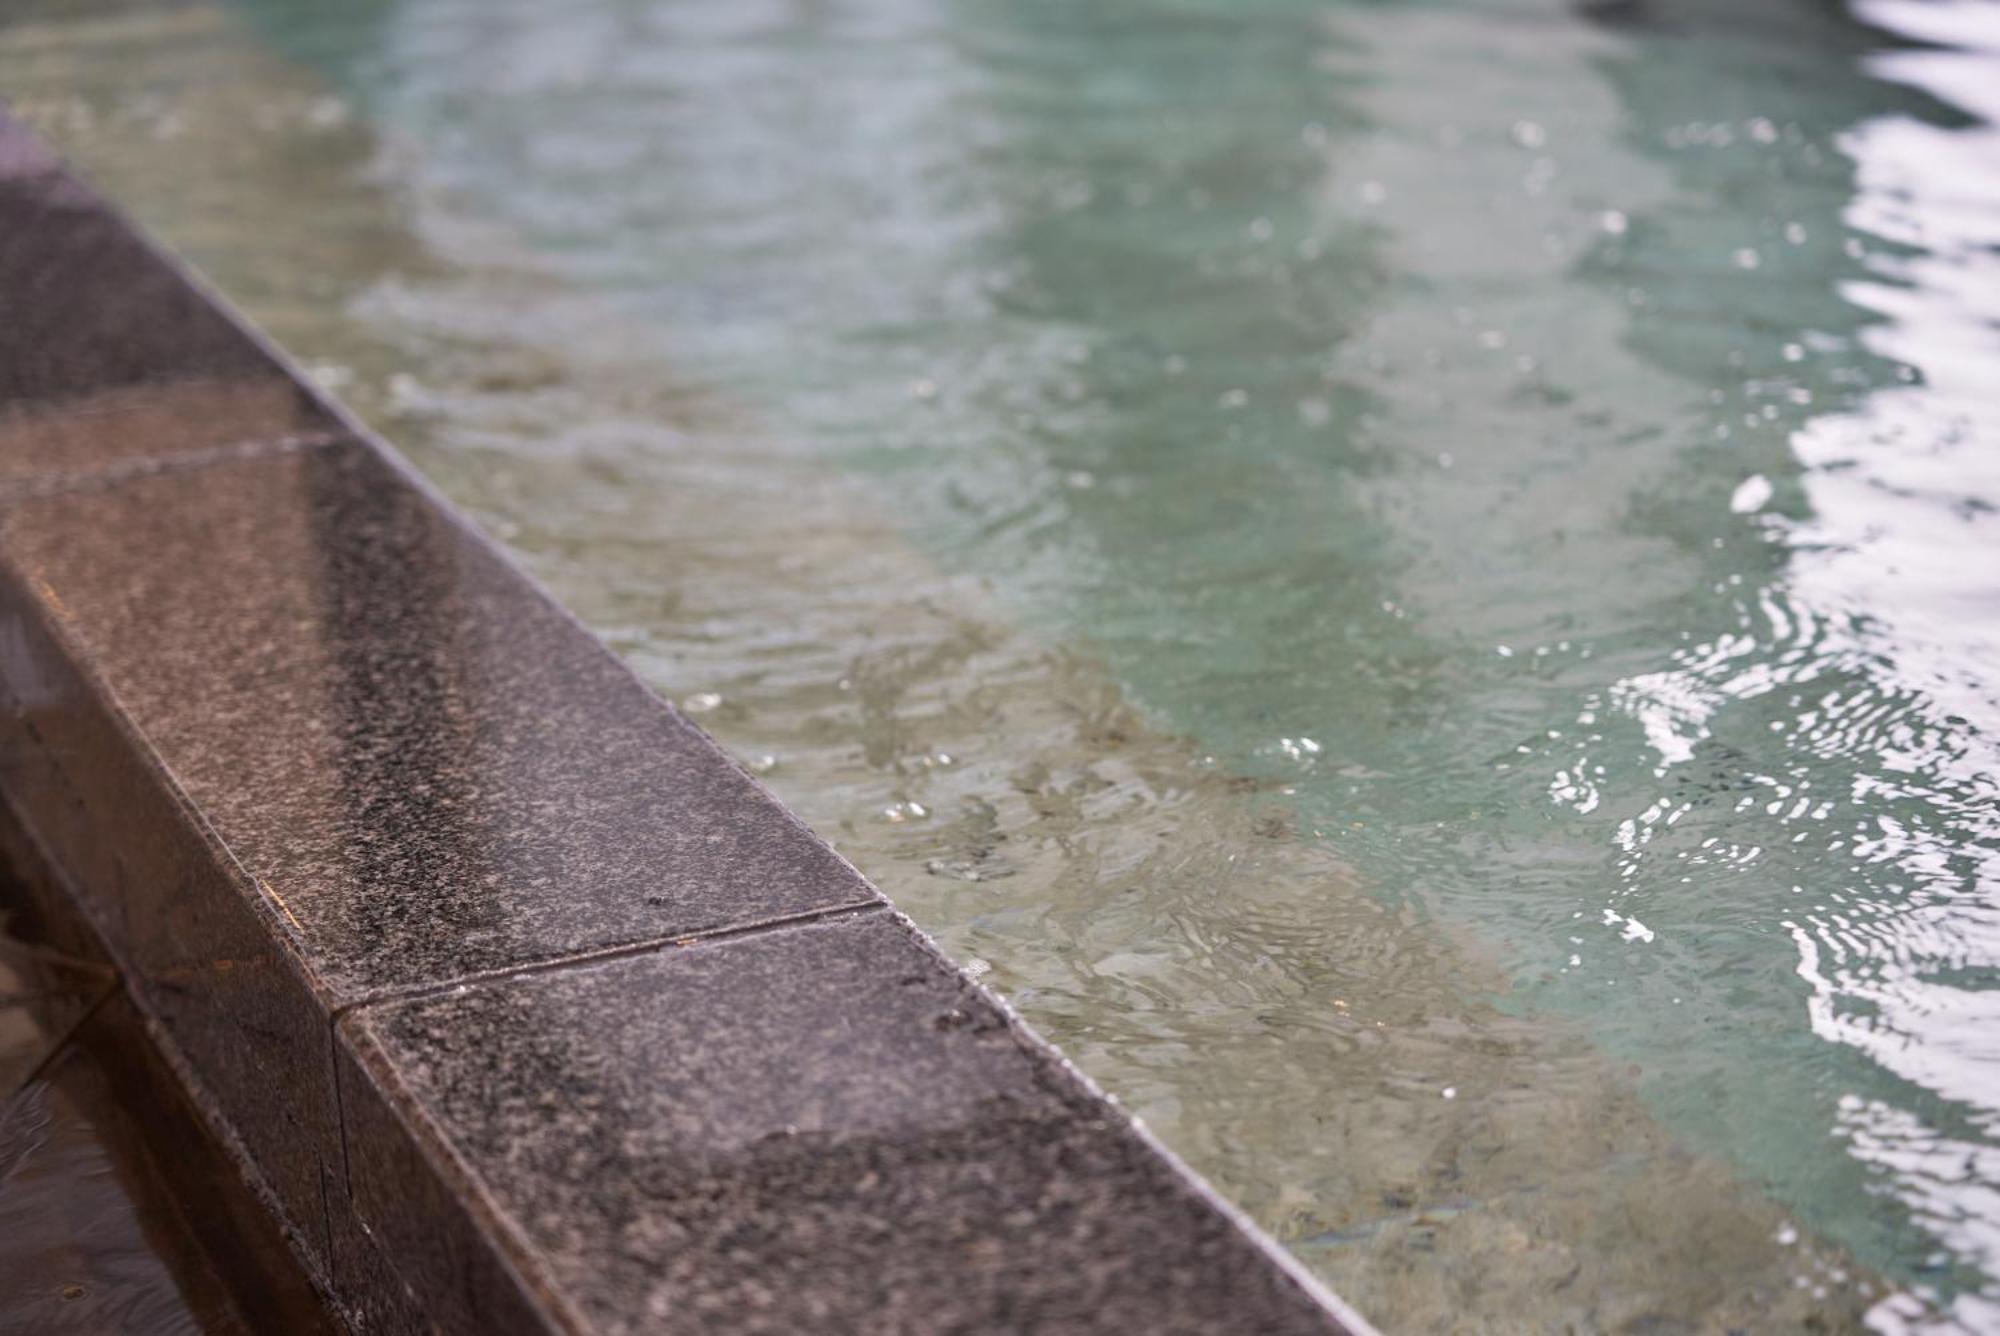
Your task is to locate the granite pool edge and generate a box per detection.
[0,109,1372,1334]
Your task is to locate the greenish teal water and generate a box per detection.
[12,0,2000,1328]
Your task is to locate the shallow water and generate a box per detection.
[7,0,2000,1329]
[0,904,338,1334]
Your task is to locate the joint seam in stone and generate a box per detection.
[0,429,345,505]
[332,897,892,1019]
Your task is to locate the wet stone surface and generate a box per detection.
[342,911,1343,1336]
[0,892,338,1336]
[0,109,331,466]
[0,439,882,998]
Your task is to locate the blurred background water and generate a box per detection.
[5,0,1998,1328]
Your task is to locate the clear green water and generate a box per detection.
[8,0,2000,1329]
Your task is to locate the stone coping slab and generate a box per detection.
[0,820,344,1336]
[339,911,1351,1335]
[0,111,333,460]
[2,436,884,994]
[0,107,1366,1334]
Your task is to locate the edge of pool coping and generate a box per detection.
[0,110,1374,1335]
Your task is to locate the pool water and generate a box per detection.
[0,893,339,1334]
[7,0,1999,1328]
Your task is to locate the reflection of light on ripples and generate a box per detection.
[1839,1097,2000,1333]
[1571,2,2000,1326]
[1813,7,2000,1328]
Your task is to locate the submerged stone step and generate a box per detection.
[0,107,1363,1334]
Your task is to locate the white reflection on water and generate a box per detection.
[1598,2,2000,1327]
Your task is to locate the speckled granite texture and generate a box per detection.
[0,110,332,460]
[0,108,1359,1334]
[342,913,1353,1335]
[2,438,883,994]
